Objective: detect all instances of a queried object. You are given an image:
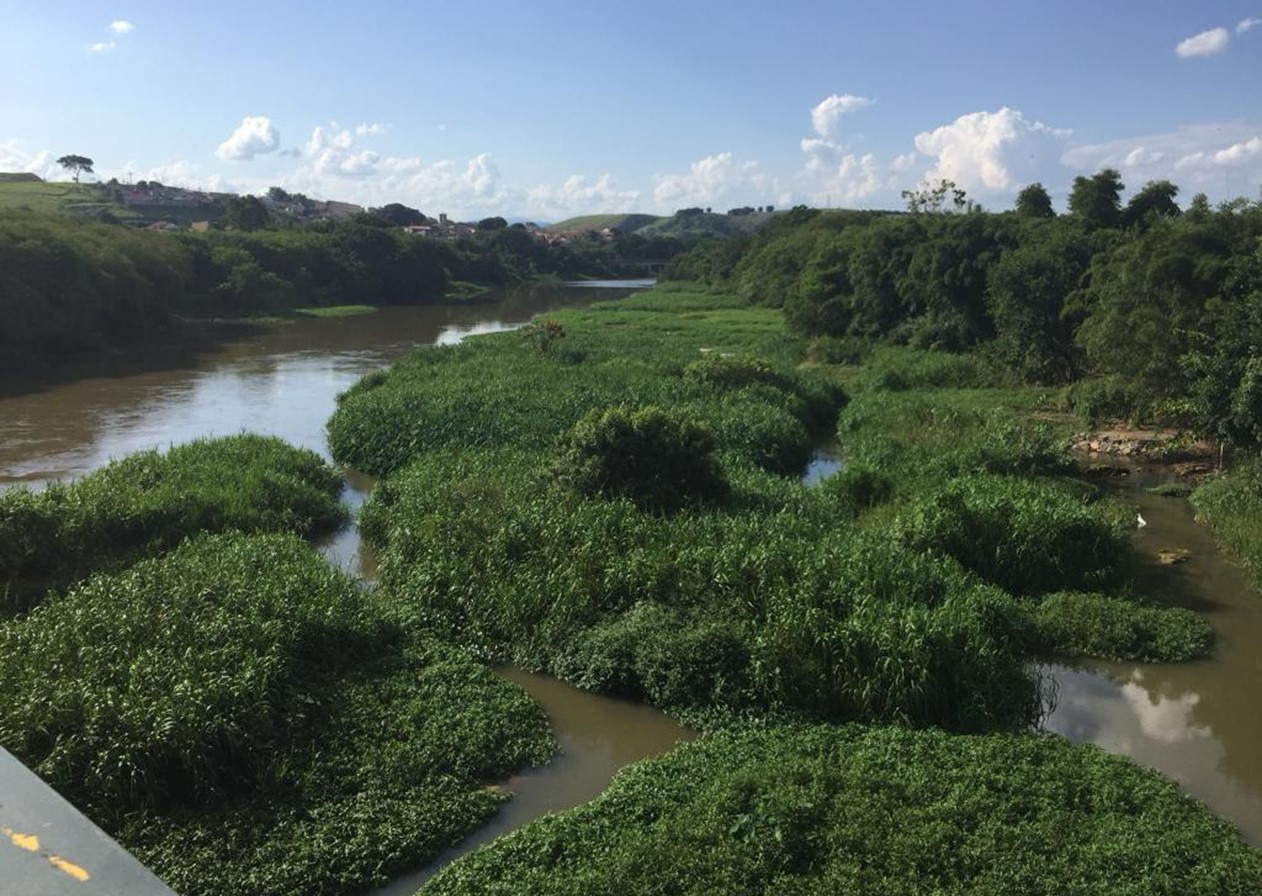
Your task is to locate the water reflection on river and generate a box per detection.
[1042,465,1262,846]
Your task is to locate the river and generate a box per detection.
[1,282,1259,872]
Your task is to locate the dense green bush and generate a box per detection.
[1032,591,1213,661]
[0,531,553,896]
[1192,457,1262,590]
[837,390,1073,492]
[365,448,1042,731]
[0,434,347,611]
[555,405,729,512]
[426,725,1262,896]
[898,474,1129,597]
[855,344,1005,391]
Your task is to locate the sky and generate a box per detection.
[2,1,1261,220]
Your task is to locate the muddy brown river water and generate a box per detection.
[1,284,1259,889]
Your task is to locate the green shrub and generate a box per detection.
[327,294,844,477]
[0,532,396,811]
[1066,374,1143,425]
[857,345,1004,390]
[1032,591,1214,662]
[366,451,1041,731]
[556,602,752,708]
[837,390,1072,494]
[683,352,784,390]
[815,464,894,515]
[1192,458,1262,590]
[425,725,1262,896]
[554,405,729,512]
[898,474,1129,597]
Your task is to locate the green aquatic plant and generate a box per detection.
[425,725,1262,896]
[0,531,553,896]
[1032,591,1213,662]
[0,433,347,611]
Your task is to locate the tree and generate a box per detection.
[1122,180,1180,230]
[56,155,94,183]
[902,179,972,214]
[477,216,508,231]
[985,221,1091,382]
[1014,183,1055,218]
[220,195,270,231]
[1068,168,1124,230]
[372,203,427,227]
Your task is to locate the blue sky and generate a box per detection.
[2,1,1260,219]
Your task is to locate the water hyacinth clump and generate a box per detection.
[0,531,554,896]
[425,725,1262,896]
[0,433,348,611]
[327,291,844,478]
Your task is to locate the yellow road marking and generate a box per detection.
[3,825,91,881]
[49,855,91,881]
[3,826,41,852]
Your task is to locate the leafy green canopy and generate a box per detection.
[0,433,347,612]
[0,532,553,896]
[555,405,729,512]
[426,725,1262,896]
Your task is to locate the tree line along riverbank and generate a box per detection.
[0,208,672,371]
[2,283,1261,893]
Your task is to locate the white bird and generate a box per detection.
[1136,512,1147,528]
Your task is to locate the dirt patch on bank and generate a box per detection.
[1071,427,1220,480]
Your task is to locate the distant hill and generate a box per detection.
[0,180,149,221]
[0,172,43,183]
[547,213,663,233]
[636,210,778,240]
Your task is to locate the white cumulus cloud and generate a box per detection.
[1175,27,1230,58]
[217,116,281,161]
[1213,136,1262,165]
[810,94,874,140]
[88,41,116,53]
[653,152,773,209]
[109,20,135,34]
[0,140,55,178]
[1237,17,1261,33]
[1066,122,1262,197]
[913,107,1069,193]
[526,174,641,217]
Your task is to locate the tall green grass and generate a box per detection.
[0,433,347,611]
[0,531,552,896]
[364,446,1042,731]
[1192,456,1262,592]
[426,725,1262,896]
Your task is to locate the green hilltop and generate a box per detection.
[0,178,140,220]
[547,213,664,233]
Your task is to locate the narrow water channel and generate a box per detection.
[1042,465,1262,846]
